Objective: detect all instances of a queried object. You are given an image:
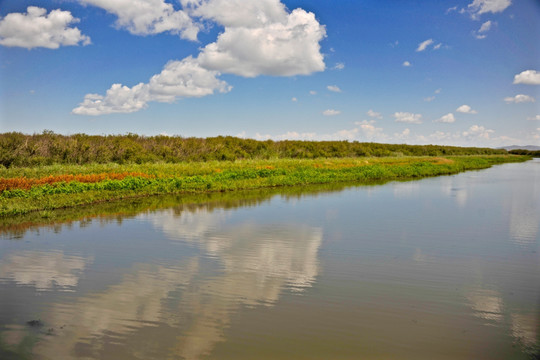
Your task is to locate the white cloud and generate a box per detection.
[434,88,442,94]
[462,124,494,140]
[436,113,456,123]
[73,57,230,115]
[0,7,90,49]
[433,43,442,50]
[309,90,317,95]
[456,104,478,114]
[504,94,535,103]
[323,109,340,116]
[513,70,540,85]
[354,120,387,141]
[184,0,288,28]
[333,62,345,70]
[527,115,540,121]
[424,96,435,102]
[416,39,434,52]
[197,8,326,77]
[467,0,512,18]
[80,0,199,40]
[474,20,495,39]
[403,61,411,67]
[291,97,297,102]
[327,85,342,93]
[367,109,382,119]
[394,112,422,124]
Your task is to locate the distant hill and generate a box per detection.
[499,145,540,151]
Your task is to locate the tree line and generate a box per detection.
[0,131,508,167]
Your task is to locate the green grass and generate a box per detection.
[0,155,530,217]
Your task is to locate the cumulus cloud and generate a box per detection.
[0,6,90,49]
[456,104,478,114]
[73,57,231,115]
[403,61,411,67]
[327,85,342,93]
[513,70,540,85]
[80,0,199,40]
[197,8,326,77]
[74,0,328,114]
[323,109,340,116]
[416,39,434,52]
[504,94,535,103]
[462,124,494,140]
[394,112,422,124]
[467,0,512,18]
[354,120,387,141]
[367,109,382,119]
[436,113,456,123]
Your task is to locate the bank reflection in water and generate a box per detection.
[2,205,322,360]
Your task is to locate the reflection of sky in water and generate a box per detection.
[0,159,538,359]
[0,251,92,291]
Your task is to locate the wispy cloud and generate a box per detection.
[367,109,382,119]
[323,109,341,116]
[416,39,434,52]
[394,112,422,124]
[0,7,90,49]
[527,115,540,121]
[513,70,540,85]
[474,20,495,39]
[466,0,512,19]
[327,85,342,93]
[504,94,535,103]
[333,62,345,70]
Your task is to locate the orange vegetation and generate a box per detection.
[0,172,154,192]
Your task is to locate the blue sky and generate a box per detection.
[0,0,539,147]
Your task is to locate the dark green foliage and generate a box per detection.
[508,149,540,157]
[0,131,508,167]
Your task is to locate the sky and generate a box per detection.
[0,0,539,147]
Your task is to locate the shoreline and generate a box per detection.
[0,155,530,218]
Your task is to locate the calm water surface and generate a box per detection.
[0,160,539,359]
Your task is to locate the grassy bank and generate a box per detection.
[0,155,529,217]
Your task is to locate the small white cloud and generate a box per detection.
[436,113,456,123]
[354,120,386,141]
[504,94,535,103]
[467,0,512,18]
[462,124,494,140]
[333,62,345,70]
[323,109,341,116]
[416,39,434,52]
[327,85,342,93]
[456,104,478,114]
[367,109,382,119]
[403,61,411,67]
[433,43,442,50]
[527,115,540,121]
[424,96,435,102]
[434,88,442,94]
[474,20,495,39]
[513,70,540,85]
[29,90,35,94]
[0,7,90,49]
[236,131,247,138]
[394,112,422,124]
[446,6,458,14]
[291,97,298,102]
[309,90,317,95]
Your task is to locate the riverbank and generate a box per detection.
[0,155,530,217]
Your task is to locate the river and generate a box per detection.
[0,159,538,359]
